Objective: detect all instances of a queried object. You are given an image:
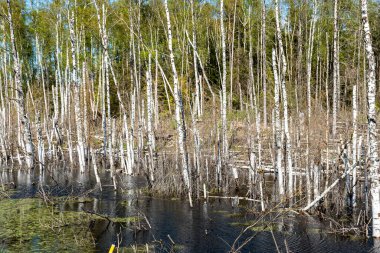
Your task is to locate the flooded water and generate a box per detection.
[0,165,378,252]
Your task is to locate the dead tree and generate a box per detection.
[7,0,34,169]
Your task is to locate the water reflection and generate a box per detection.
[0,165,377,253]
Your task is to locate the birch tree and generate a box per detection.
[352,30,361,206]
[274,0,292,196]
[272,50,284,196]
[249,6,262,192]
[96,3,112,168]
[361,0,380,238]
[69,12,85,172]
[220,0,228,159]
[305,0,317,203]
[261,0,267,128]
[352,81,358,207]
[332,0,339,138]
[164,0,192,206]
[7,0,34,169]
[146,55,155,182]
[190,0,201,118]
[229,0,237,112]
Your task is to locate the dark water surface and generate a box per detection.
[0,166,378,253]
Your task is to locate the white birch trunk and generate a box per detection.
[94,3,113,170]
[130,90,136,169]
[272,50,284,196]
[93,1,108,160]
[249,6,262,191]
[82,61,88,152]
[154,48,160,127]
[67,129,73,165]
[229,0,237,112]
[36,36,49,125]
[220,0,228,159]
[275,0,292,196]
[305,1,317,202]
[249,151,256,189]
[120,132,126,171]
[324,35,330,192]
[101,54,107,158]
[262,0,267,128]
[164,0,191,202]
[352,83,358,207]
[332,0,339,138]
[146,62,155,153]
[123,113,133,175]
[191,97,201,197]
[91,148,102,189]
[307,1,317,121]
[7,0,34,169]
[146,56,155,182]
[103,6,113,172]
[36,112,44,170]
[361,0,380,238]
[69,12,85,172]
[0,110,7,160]
[190,0,201,118]
[313,163,320,199]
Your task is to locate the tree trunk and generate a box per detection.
[146,55,155,182]
[249,6,262,194]
[190,0,201,118]
[324,35,330,192]
[220,0,228,159]
[361,0,380,238]
[229,0,237,112]
[164,0,192,206]
[275,0,292,197]
[262,0,267,128]
[7,0,34,169]
[332,0,339,138]
[272,50,284,196]
[69,12,85,173]
[352,82,358,207]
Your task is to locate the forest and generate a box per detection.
[1,0,380,252]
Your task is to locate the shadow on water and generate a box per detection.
[0,165,379,253]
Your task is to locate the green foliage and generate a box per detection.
[2,0,380,118]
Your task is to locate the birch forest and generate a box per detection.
[1,0,380,252]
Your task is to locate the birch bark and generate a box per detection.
[352,82,358,207]
[332,0,339,137]
[190,0,201,118]
[274,0,292,196]
[361,0,380,238]
[262,0,267,128]
[305,0,317,203]
[249,6,262,187]
[220,0,228,159]
[146,56,155,182]
[272,50,284,196]
[69,12,85,172]
[164,0,191,204]
[229,0,237,112]
[7,0,34,169]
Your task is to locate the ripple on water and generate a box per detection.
[0,167,375,252]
